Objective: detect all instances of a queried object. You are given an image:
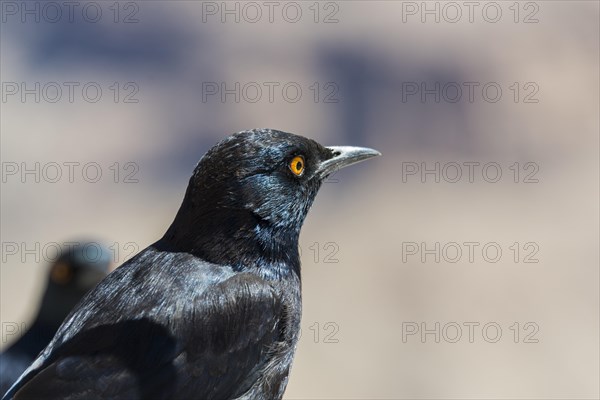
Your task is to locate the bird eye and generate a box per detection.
[289,155,305,176]
[50,262,73,285]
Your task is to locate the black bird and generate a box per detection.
[0,243,110,396]
[3,129,380,400]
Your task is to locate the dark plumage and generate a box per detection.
[3,129,380,400]
[0,243,110,397]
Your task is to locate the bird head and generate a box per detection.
[163,129,380,272]
[39,242,111,328]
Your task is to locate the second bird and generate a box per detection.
[4,129,380,400]
[0,243,110,397]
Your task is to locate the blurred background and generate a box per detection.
[1,1,598,398]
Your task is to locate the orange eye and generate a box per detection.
[50,262,73,285]
[289,155,305,176]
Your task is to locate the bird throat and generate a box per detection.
[159,204,302,280]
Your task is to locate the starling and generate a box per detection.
[1,242,110,396]
[3,129,380,400]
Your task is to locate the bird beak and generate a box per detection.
[316,146,381,179]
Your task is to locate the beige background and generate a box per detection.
[1,1,598,398]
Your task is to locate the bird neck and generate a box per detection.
[159,206,302,280]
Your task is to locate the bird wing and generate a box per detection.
[3,247,285,400]
[0,349,31,397]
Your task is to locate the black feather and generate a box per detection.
[3,129,379,400]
